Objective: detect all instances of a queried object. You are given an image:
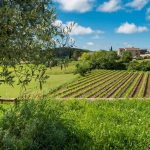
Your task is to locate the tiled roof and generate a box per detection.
[119,48,125,50]
[125,48,140,51]
[119,47,140,51]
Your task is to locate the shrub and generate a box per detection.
[0,100,91,150]
[121,51,132,63]
[128,61,150,71]
[114,61,126,70]
[75,62,91,76]
[77,51,126,72]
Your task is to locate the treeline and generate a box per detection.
[42,47,89,61]
[128,61,150,71]
[53,47,90,59]
[40,47,90,68]
[75,51,150,76]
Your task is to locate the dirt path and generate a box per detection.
[133,74,144,97]
[145,74,150,98]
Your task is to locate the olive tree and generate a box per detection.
[0,0,74,90]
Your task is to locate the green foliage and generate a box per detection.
[75,62,91,76]
[77,51,150,73]
[122,51,132,63]
[0,104,12,121]
[128,61,150,71]
[0,100,91,149]
[0,0,73,89]
[52,47,89,60]
[0,0,54,85]
[136,56,144,60]
[143,56,150,59]
[0,99,150,149]
[91,51,119,69]
[80,52,91,61]
[78,51,125,72]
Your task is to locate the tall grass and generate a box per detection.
[0,99,150,149]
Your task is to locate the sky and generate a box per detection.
[54,0,150,51]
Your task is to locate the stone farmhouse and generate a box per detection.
[118,47,141,58]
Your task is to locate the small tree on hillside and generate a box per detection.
[122,51,132,63]
[80,52,91,61]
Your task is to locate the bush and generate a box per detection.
[143,56,150,59]
[75,62,91,76]
[136,56,144,60]
[128,61,150,71]
[0,100,91,150]
[114,61,126,70]
[77,51,126,72]
[121,51,132,63]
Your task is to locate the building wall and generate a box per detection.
[126,50,140,58]
[118,48,140,58]
[118,49,125,56]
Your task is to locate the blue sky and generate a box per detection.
[54,0,150,51]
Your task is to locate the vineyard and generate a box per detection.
[51,70,150,98]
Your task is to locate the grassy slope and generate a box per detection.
[0,62,78,98]
[0,99,149,149]
[48,61,77,75]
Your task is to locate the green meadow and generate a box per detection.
[0,62,78,98]
[0,99,150,149]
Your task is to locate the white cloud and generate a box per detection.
[54,0,94,13]
[70,24,105,36]
[126,0,149,10]
[146,8,150,20]
[97,0,122,13]
[70,22,94,35]
[87,42,94,45]
[54,20,104,36]
[116,22,148,34]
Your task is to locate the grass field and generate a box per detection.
[0,62,78,98]
[48,61,77,74]
[0,99,150,149]
[52,70,150,98]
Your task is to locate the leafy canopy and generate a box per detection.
[0,0,73,90]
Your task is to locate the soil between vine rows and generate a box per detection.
[145,74,150,97]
